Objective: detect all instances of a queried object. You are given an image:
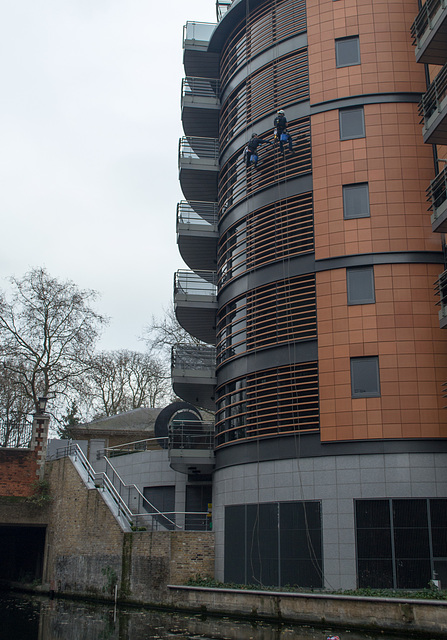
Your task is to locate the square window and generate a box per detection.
[351,356,380,398]
[339,107,365,140]
[336,36,360,67]
[347,266,375,305]
[343,183,370,219]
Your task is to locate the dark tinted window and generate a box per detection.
[340,107,365,140]
[347,267,375,305]
[343,182,369,219]
[336,36,360,67]
[351,356,380,397]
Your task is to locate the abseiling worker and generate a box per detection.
[245,133,273,168]
[273,109,294,153]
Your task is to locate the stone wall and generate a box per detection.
[168,586,447,637]
[0,449,38,497]
[44,457,215,603]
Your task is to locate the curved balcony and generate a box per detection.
[429,165,447,232]
[168,419,215,475]
[178,137,219,202]
[181,77,220,138]
[183,21,219,79]
[419,63,447,145]
[411,0,447,64]
[174,270,217,344]
[171,344,216,411]
[217,0,232,21]
[435,269,447,329]
[177,201,218,271]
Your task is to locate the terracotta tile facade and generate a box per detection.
[317,264,447,441]
[312,104,440,259]
[307,0,426,103]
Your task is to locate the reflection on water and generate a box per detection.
[0,591,417,640]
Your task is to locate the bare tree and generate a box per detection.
[142,304,205,358]
[84,349,171,418]
[0,267,108,415]
[0,367,34,447]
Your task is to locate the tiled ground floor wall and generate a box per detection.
[213,451,447,589]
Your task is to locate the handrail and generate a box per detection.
[427,165,447,213]
[169,420,215,451]
[174,270,218,297]
[181,77,220,102]
[104,436,168,458]
[51,444,181,531]
[216,0,232,21]
[177,201,218,227]
[179,136,220,162]
[171,344,217,371]
[411,0,445,45]
[419,63,447,125]
[183,21,216,48]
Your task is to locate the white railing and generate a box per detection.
[51,444,180,531]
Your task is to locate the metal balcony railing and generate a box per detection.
[171,344,217,372]
[428,165,447,217]
[411,0,446,45]
[419,63,447,126]
[181,77,220,103]
[183,21,216,48]
[169,420,215,451]
[216,0,232,21]
[174,270,217,298]
[178,137,220,164]
[435,268,447,321]
[177,201,218,227]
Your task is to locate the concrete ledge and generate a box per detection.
[167,585,447,637]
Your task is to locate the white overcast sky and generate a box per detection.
[0,0,216,351]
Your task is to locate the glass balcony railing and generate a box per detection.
[419,63,447,129]
[174,270,217,299]
[183,21,216,48]
[171,344,217,372]
[178,137,220,164]
[177,201,218,228]
[216,0,233,21]
[169,419,215,451]
[181,77,220,104]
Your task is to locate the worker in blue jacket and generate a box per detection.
[274,109,294,153]
[245,133,273,167]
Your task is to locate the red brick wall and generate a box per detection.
[0,449,38,497]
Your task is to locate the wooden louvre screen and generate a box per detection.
[220,0,307,90]
[220,48,309,146]
[219,118,311,215]
[217,192,314,289]
[215,361,319,447]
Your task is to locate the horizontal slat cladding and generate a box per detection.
[215,361,319,447]
[216,273,316,365]
[220,0,307,89]
[220,49,309,146]
[247,274,317,349]
[219,118,311,214]
[217,192,314,289]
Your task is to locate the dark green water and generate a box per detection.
[0,591,427,640]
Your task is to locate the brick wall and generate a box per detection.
[44,457,215,603]
[0,449,38,497]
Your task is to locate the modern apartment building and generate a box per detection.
[173,0,447,590]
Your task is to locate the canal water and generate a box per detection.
[0,590,423,640]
